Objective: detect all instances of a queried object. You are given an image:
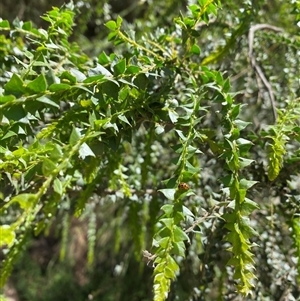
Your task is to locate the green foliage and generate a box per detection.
[0,0,300,300]
[265,99,300,181]
[292,217,300,283]
[201,69,259,295]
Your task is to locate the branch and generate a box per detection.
[248,24,284,122]
[185,206,220,233]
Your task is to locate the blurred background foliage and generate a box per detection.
[1,0,300,300]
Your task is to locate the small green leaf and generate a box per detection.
[164,266,176,279]
[105,20,117,30]
[239,157,254,169]
[114,59,126,76]
[158,189,176,201]
[187,145,202,155]
[0,95,15,104]
[155,124,164,135]
[4,74,26,96]
[4,106,27,121]
[240,198,259,216]
[50,144,63,162]
[69,127,81,146]
[160,218,174,230]
[190,44,201,55]
[239,179,258,190]
[240,217,259,238]
[168,110,179,123]
[79,142,95,159]
[53,178,63,195]
[223,78,231,93]
[36,96,59,108]
[227,257,240,266]
[88,64,112,77]
[0,20,10,29]
[10,193,36,210]
[175,130,187,141]
[117,114,131,126]
[107,31,117,41]
[1,130,17,140]
[98,51,111,64]
[172,241,186,257]
[80,99,92,107]
[185,161,201,174]
[60,71,77,84]
[49,83,70,92]
[22,21,32,31]
[166,254,179,271]
[119,86,130,101]
[153,271,164,282]
[155,257,165,273]
[157,236,170,248]
[42,158,57,176]
[182,205,194,217]
[160,204,174,215]
[215,72,224,85]
[116,15,123,26]
[267,139,285,181]
[134,73,148,90]
[173,225,189,242]
[126,65,141,74]
[189,4,200,16]
[237,188,247,203]
[0,225,15,247]
[236,138,253,145]
[157,227,171,239]
[83,75,105,84]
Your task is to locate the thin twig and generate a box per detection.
[142,250,157,267]
[185,206,219,233]
[248,24,284,122]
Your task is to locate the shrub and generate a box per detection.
[0,1,300,300]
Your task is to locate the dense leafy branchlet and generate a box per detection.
[0,0,300,300]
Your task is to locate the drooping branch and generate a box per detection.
[248,24,284,122]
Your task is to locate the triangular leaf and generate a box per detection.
[79,142,96,159]
[69,127,81,146]
[114,59,126,76]
[4,74,26,96]
[117,114,131,126]
[53,178,63,195]
[27,74,47,93]
[173,225,189,242]
[158,189,176,201]
[36,96,59,108]
[42,158,56,176]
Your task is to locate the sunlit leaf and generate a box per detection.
[27,74,47,92]
[158,189,176,201]
[0,225,15,247]
[79,142,96,159]
[105,20,117,30]
[10,193,36,210]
